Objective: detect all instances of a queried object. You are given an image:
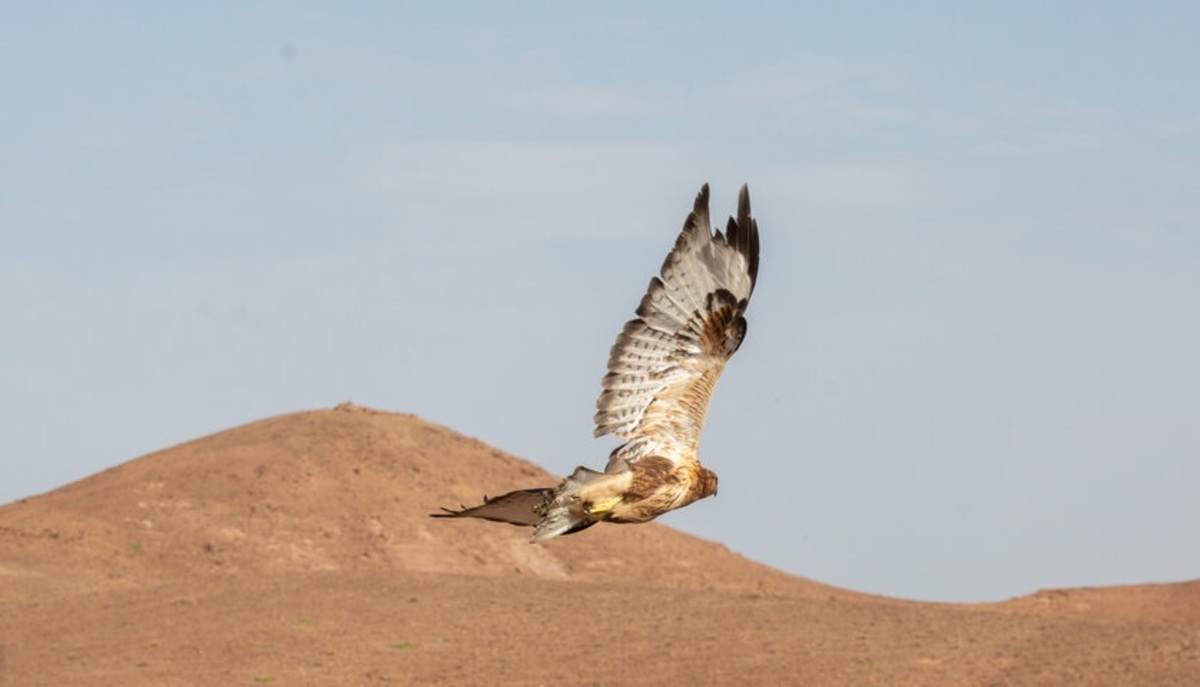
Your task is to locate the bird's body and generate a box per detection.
[433,183,760,542]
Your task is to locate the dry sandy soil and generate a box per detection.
[1,403,1196,685]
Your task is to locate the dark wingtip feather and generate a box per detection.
[695,183,710,214]
[664,184,713,276]
[726,183,760,292]
[682,183,712,237]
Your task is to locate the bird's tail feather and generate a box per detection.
[530,467,605,543]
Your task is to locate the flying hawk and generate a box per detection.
[433,183,760,542]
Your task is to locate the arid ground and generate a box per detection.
[1,403,1196,685]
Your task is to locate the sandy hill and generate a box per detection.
[1,403,1196,685]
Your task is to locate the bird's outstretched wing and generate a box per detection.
[593,183,759,462]
[430,489,551,527]
[431,487,597,536]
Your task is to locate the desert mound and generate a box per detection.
[1,404,1196,685]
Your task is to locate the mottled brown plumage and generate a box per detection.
[433,183,759,542]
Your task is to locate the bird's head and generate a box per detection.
[698,467,719,499]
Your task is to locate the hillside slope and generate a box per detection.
[1,403,1195,685]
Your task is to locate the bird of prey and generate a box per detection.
[432,183,760,542]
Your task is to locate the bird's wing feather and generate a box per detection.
[433,487,599,539]
[430,488,552,527]
[593,184,759,462]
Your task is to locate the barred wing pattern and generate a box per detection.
[594,183,759,463]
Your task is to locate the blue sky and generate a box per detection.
[2,2,1197,602]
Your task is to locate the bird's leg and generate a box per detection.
[582,495,623,516]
